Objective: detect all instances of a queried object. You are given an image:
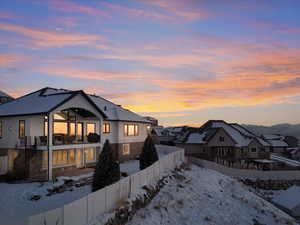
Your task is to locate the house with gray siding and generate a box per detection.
[0,87,150,180]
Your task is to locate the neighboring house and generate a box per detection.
[0,87,150,180]
[273,186,300,217]
[262,134,288,153]
[143,116,158,127]
[0,90,14,104]
[151,126,176,144]
[175,120,270,162]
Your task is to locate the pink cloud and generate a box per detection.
[0,22,106,48]
[49,0,111,18]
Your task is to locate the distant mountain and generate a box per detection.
[243,123,300,140]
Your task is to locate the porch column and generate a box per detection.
[48,113,53,181]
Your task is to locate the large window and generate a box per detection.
[102,123,111,133]
[124,124,139,136]
[0,120,3,138]
[53,149,76,166]
[53,122,68,135]
[87,123,96,135]
[84,148,96,162]
[19,120,25,137]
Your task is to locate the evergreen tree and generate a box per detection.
[92,140,120,192]
[139,135,159,170]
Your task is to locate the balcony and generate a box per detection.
[34,133,101,146]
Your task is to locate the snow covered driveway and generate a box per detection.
[127,165,299,225]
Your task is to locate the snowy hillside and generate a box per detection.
[127,165,298,225]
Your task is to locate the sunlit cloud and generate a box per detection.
[0,22,106,48]
[141,0,215,22]
[48,0,111,19]
[0,53,29,68]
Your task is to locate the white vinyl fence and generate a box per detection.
[190,157,300,180]
[28,149,185,225]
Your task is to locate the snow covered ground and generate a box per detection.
[126,165,299,225]
[0,145,171,225]
[0,160,139,225]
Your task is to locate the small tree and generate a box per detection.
[92,140,120,192]
[139,135,159,170]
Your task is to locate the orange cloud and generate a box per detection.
[0,22,106,48]
[0,53,29,68]
[38,68,141,81]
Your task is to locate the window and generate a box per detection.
[77,122,83,141]
[87,123,96,135]
[219,136,225,142]
[69,122,76,136]
[44,120,48,136]
[19,120,25,137]
[85,148,96,162]
[102,123,111,133]
[0,120,3,138]
[122,144,130,155]
[124,124,139,136]
[53,149,76,166]
[53,122,68,135]
[53,113,67,120]
[251,148,257,153]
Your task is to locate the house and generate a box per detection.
[262,134,288,153]
[273,186,300,217]
[0,87,151,180]
[151,126,176,145]
[175,120,270,162]
[0,90,14,104]
[143,116,158,127]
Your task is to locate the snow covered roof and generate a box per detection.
[262,134,284,140]
[267,139,288,147]
[274,186,300,210]
[0,89,73,117]
[230,123,255,137]
[185,132,207,144]
[210,121,252,147]
[89,95,148,123]
[0,87,149,123]
[152,127,164,136]
[0,90,12,98]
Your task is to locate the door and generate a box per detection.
[0,156,8,175]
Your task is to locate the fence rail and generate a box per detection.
[190,157,300,180]
[28,149,185,225]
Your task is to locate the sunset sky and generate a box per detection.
[1,0,300,127]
